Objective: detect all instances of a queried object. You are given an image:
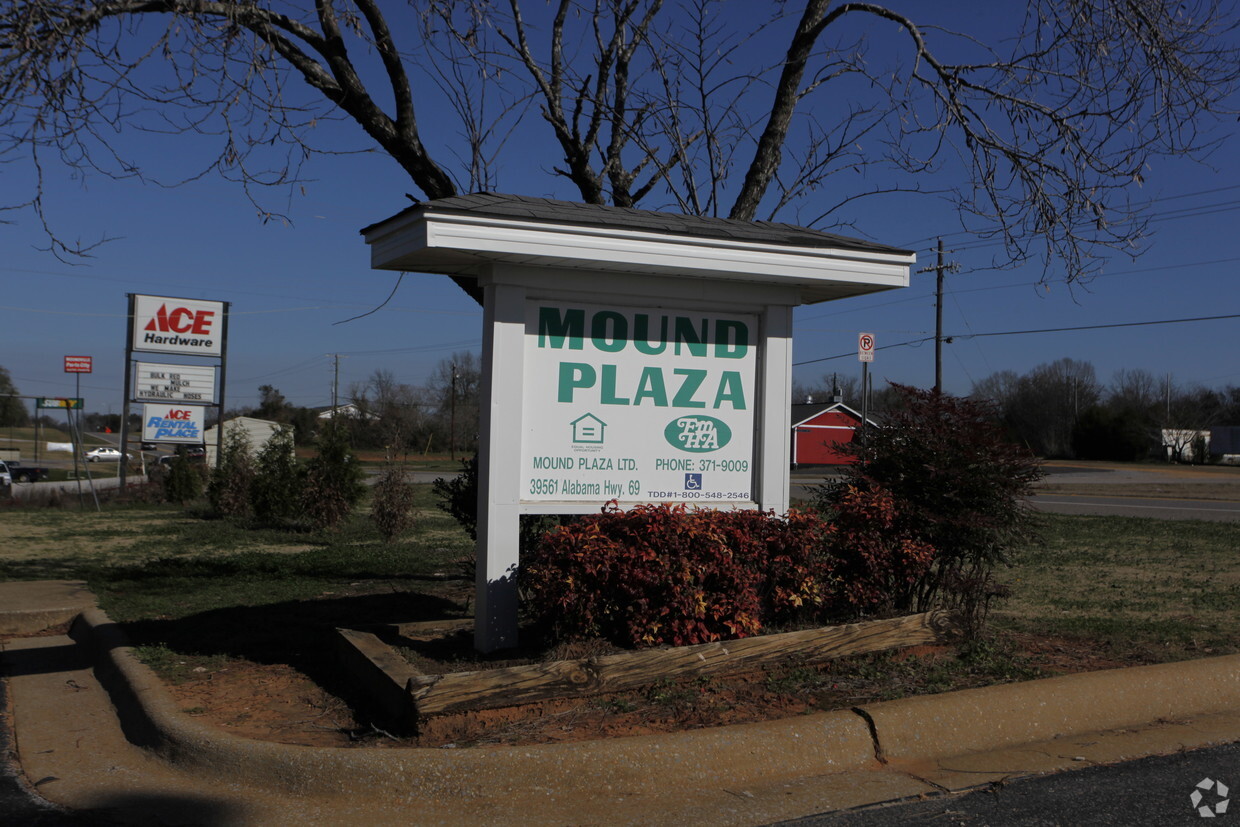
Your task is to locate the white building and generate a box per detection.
[1161,428,1210,463]
[204,417,286,467]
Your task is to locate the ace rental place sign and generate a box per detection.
[523,301,756,504]
[141,404,206,444]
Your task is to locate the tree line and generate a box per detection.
[799,358,1240,462]
[238,352,482,457]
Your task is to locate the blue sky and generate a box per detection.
[3,3,1239,417]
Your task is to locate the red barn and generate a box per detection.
[790,401,872,466]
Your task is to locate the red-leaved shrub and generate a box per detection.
[822,482,936,613]
[524,502,836,648]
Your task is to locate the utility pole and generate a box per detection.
[449,362,458,461]
[327,354,347,412]
[916,238,960,394]
[326,353,348,436]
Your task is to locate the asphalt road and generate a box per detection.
[1031,492,1240,521]
[782,740,1240,826]
[791,473,1240,522]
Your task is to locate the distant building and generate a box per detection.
[204,416,286,467]
[1161,428,1210,463]
[315,403,376,421]
[790,401,875,466]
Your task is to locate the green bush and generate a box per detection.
[163,449,205,504]
[207,426,255,519]
[301,423,364,530]
[432,455,478,540]
[370,465,417,540]
[815,384,1042,636]
[251,426,303,523]
[432,453,567,562]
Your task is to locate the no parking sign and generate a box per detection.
[858,332,875,362]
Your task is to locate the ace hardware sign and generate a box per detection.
[131,294,224,357]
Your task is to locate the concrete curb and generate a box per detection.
[75,608,1240,786]
[73,608,882,801]
[0,580,95,635]
[860,654,1240,763]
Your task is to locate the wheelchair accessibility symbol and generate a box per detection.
[685,473,702,491]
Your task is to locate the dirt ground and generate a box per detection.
[157,631,1137,750]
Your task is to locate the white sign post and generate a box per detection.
[858,332,875,430]
[362,195,915,652]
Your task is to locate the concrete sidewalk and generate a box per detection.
[2,580,1239,825]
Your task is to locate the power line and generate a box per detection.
[793,312,1240,367]
[895,183,1240,248]
[797,254,1240,323]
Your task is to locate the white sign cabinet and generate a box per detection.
[363,194,914,652]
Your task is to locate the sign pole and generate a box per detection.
[475,281,526,653]
[215,301,230,467]
[858,332,875,440]
[120,294,136,492]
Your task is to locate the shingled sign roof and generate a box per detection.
[362,192,915,305]
[365,192,907,255]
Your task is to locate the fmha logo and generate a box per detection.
[664,415,731,453]
[144,304,216,335]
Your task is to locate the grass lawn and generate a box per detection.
[1,496,1236,665]
[2,493,1238,747]
[993,514,1239,660]
[0,484,473,620]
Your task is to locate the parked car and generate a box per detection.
[140,442,158,451]
[155,450,207,468]
[84,447,124,462]
[0,460,51,482]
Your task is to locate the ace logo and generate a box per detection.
[132,295,225,356]
[144,304,215,336]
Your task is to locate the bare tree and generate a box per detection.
[350,369,424,455]
[978,358,1099,457]
[3,1,1238,283]
[1109,368,1163,413]
[425,352,481,455]
[971,369,1020,407]
[792,371,858,405]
